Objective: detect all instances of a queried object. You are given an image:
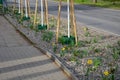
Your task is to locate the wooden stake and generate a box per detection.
[20,0,23,17]
[56,0,62,43]
[71,0,78,45]
[33,0,38,29]
[45,0,49,29]
[70,0,74,36]
[27,0,31,17]
[43,0,45,23]
[13,0,16,11]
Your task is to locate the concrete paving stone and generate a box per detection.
[0,56,48,68]
[0,46,43,62]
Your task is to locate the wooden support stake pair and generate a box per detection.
[19,0,30,18]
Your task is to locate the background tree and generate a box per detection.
[103,0,120,4]
[93,0,97,3]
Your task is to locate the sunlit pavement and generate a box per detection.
[0,16,69,80]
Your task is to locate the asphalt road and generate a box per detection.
[8,0,120,35]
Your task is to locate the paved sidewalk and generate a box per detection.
[0,16,70,80]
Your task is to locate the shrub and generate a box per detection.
[58,36,75,45]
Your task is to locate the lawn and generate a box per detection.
[56,0,120,9]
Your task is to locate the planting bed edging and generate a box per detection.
[4,15,78,80]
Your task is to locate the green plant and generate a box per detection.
[49,16,57,28]
[60,47,66,57]
[77,40,86,47]
[17,18,23,24]
[91,37,98,43]
[29,23,34,29]
[22,16,30,21]
[85,59,93,77]
[85,31,91,37]
[4,7,9,14]
[80,49,89,57]
[112,47,120,60]
[101,70,116,80]
[49,22,55,28]
[106,44,112,48]
[58,36,75,45]
[93,57,102,70]
[70,55,77,62]
[14,9,19,14]
[101,70,110,80]
[89,46,95,51]
[53,46,57,52]
[60,51,65,57]
[52,43,58,52]
[42,31,54,42]
[37,24,47,30]
[117,40,120,46]
[73,50,80,56]
[112,52,119,60]
[73,49,85,58]
[94,48,101,53]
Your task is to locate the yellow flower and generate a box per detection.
[52,42,55,46]
[51,16,54,20]
[62,47,65,51]
[103,70,109,76]
[87,59,93,65]
[83,27,88,32]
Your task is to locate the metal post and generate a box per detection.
[18,0,20,13]
[67,0,70,38]
[41,0,43,26]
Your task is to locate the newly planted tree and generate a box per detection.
[56,0,78,45]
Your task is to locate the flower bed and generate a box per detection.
[5,8,120,80]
